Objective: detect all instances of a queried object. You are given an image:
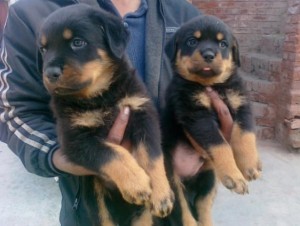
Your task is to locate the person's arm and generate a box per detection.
[0,5,63,177]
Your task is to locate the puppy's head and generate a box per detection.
[38,4,129,97]
[166,15,240,86]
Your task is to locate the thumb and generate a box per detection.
[107,107,130,144]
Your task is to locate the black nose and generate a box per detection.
[44,67,62,82]
[202,50,215,62]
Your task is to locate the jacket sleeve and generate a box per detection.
[0,3,64,177]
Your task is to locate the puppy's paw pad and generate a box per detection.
[123,189,151,205]
[120,172,152,205]
[223,176,248,195]
[244,168,261,181]
[150,190,175,218]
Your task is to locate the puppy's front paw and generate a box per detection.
[120,170,152,205]
[239,159,262,181]
[222,175,248,195]
[149,188,175,218]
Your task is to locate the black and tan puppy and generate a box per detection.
[163,15,262,226]
[38,4,173,225]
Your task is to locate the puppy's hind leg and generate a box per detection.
[191,161,217,226]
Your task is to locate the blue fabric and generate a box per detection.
[98,0,148,81]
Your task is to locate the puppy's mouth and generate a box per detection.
[45,78,92,96]
[188,63,219,77]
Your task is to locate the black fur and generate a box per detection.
[163,15,258,225]
[39,4,172,225]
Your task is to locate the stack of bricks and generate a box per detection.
[192,0,300,147]
[279,1,300,149]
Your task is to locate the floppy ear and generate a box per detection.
[165,34,178,64]
[91,10,129,59]
[232,35,240,67]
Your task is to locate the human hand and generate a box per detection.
[173,87,233,178]
[205,87,233,141]
[52,107,131,176]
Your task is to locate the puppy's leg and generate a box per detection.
[131,209,153,226]
[172,174,198,226]
[94,178,115,226]
[192,161,217,226]
[230,105,262,181]
[130,110,174,218]
[183,116,248,194]
[101,142,152,205]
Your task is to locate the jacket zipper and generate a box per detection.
[73,183,81,225]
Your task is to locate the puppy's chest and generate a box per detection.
[192,88,247,112]
[63,95,150,129]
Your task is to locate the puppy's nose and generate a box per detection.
[44,67,62,82]
[202,50,215,63]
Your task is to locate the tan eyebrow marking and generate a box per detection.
[217,32,224,41]
[194,31,202,39]
[63,29,73,40]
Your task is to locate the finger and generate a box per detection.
[205,87,233,141]
[107,107,130,144]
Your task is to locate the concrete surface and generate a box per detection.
[0,140,300,226]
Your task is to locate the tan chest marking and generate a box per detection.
[193,91,212,109]
[226,90,246,110]
[118,95,150,110]
[70,110,109,128]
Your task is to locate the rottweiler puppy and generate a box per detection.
[38,4,174,226]
[163,15,262,226]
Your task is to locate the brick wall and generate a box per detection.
[279,1,300,149]
[192,0,291,144]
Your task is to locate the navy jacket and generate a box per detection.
[0,0,200,225]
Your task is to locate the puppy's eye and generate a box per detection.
[39,46,47,54]
[219,40,228,49]
[186,38,198,47]
[71,38,87,50]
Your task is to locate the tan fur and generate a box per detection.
[194,30,202,39]
[176,50,234,86]
[134,143,174,218]
[196,181,216,226]
[70,110,109,128]
[131,209,153,226]
[193,91,212,109]
[63,29,73,40]
[226,90,246,110]
[216,32,224,41]
[94,179,115,226]
[118,96,150,111]
[230,123,261,181]
[80,50,115,97]
[185,130,247,194]
[209,144,248,194]
[173,174,198,226]
[102,142,151,205]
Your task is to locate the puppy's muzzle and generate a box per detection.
[201,50,216,63]
[44,66,62,83]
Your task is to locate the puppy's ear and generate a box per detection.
[232,36,240,67]
[92,11,129,59]
[165,34,178,64]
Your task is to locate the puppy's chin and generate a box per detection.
[44,79,92,96]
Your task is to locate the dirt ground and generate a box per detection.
[0,140,299,226]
